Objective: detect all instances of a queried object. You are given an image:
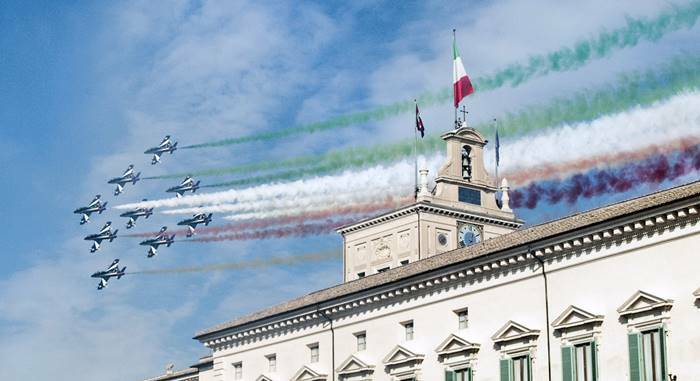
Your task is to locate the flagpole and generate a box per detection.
[493,118,499,188]
[453,29,458,127]
[414,99,418,199]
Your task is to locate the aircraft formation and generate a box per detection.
[74,135,215,290]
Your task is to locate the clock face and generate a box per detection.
[458,224,482,247]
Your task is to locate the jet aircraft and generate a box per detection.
[73,194,107,225]
[144,135,178,165]
[177,213,213,237]
[91,259,126,290]
[119,200,154,229]
[166,176,200,198]
[84,221,118,253]
[139,226,175,257]
[108,164,141,196]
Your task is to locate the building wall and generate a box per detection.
[206,216,700,380]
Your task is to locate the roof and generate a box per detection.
[141,368,198,381]
[194,180,700,340]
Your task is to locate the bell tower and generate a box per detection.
[337,126,522,282]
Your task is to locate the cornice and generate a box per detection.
[336,202,522,234]
[201,202,699,351]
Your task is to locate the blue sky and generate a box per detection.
[1,1,698,380]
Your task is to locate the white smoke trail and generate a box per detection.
[115,155,444,210]
[161,186,412,215]
[488,91,700,173]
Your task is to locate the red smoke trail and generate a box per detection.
[506,136,700,186]
[188,218,359,242]
[123,196,412,238]
[510,144,700,209]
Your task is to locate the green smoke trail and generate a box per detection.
[128,251,340,275]
[182,1,700,149]
[161,55,700,188]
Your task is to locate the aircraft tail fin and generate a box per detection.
[133,172,141,184]
[111,229,119,241]
[171,142,178,152]
[100,201,108,213]
[168,234,176,246]
[118,268,126,279]
[206,213,213,225]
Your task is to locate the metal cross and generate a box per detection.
[460,106,468,124]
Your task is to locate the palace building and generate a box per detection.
[141,127,700,381]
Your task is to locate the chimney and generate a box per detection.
[500,178,512,212]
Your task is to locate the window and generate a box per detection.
[233,362,242,380]
[461,146,472,180]
[512,356,530,381]
[267,354,277,372]
[500,355,531,381]
[309,343,319,363]
[403,321,414,341]
[400,260,409,266]
[355,332,366,351]
[445,369,472,381]
[456,308,468,330]
[562,342,597,381]
[629,328,667,381]
[357,272,365,278]
[377,267,390,273]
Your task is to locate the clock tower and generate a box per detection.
[337,126,523,282]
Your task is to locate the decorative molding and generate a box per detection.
[291,365,327,381]
[435,334,480,357]
[551,305,604,331]
[256,375,276,381]
[200,202,699,350]
[337,202,522,235]
[617,290,674,317]
[694,287,700,300]
[382,345,425,367]
[491,321,540,344]
[336,354,375,376]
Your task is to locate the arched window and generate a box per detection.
[461,146,472,180]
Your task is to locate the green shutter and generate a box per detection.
[561,346,575,381]
[659,326,668,378]
[445,369,456,381]
[628,333,643,381]
[467,368,473,381]
[526,354,533,381]
[500,358,512,381]
[590,341,598,381]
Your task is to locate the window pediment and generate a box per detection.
[382,345,425,367]
[694,287,700,300]
[336,354,374,376]
[491,320,540,344]
[435,334,480,357]
[551,305,604,331]
[291,365,327,381]
[256,375,276,381]
[617,290,673,317]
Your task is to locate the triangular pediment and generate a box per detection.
[694,287,700,299]
[382,345,425,366]
[291,365,326,381]
[435,334,480,356]
[336,354,374,375]
[552,305,604,330]
[256,375,275,381]
[617,290,673,316]
[491,320,540,344]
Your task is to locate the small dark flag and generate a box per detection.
[495,126,500,166]
[416,103,425,138]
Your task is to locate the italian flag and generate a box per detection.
[453,36,474,107]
